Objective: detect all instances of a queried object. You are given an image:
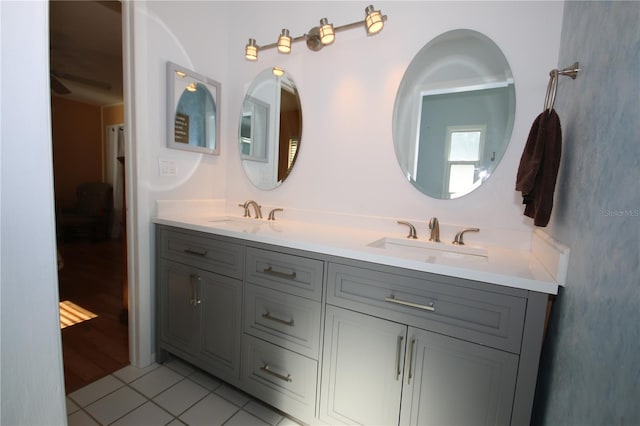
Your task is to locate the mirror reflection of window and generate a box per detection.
[287,139,299,171]
[446,126,485,198]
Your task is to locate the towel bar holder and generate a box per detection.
[544,62,580,111]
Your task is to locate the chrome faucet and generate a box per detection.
[428,217,440,242]
[240,200,263,219]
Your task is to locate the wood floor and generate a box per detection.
[58,238,129,394]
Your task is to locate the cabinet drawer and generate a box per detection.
[159,228,243,279]
[327,262,526,353]
[241,334,317,422]
[246,247,323,301]
[244,283,321,359]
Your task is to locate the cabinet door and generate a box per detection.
[199,269,242,383]
[320,305,406,425]
[158,260,200,355]
[400,327,518,426]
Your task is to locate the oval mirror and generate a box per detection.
[393,29,515,199]
[239,68,302,190]
[167,62,220,155]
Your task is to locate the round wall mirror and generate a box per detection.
[239,68,302,190]
[392,29,515,199]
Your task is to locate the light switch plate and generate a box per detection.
[159,159,176,176]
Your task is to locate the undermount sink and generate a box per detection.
[206,216,266,233]
[368,237,488,263]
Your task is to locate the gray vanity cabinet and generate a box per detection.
[240,247,324,421]
[321,261,537,426]
[156,227,243,385]
[155,225,550,426]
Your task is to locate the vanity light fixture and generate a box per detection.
[277,29,291,53]
[244,4,387,61]
[186,82,197,92]
[245,38,258,61]
[175,70,187,78]
[272,66,285,77]
[319,18,335,45]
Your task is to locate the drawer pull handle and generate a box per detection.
[184,248,208,257]
[260,364,292,382]
[262,312,295,327]
[395,335,404,380]
[385,296,435,312]
[263,266,297,280]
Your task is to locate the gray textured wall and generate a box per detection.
[533,2,640,425]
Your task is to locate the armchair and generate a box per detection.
[61,182,113,241]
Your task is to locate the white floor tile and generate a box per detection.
[66,397,80,415]
[129,365,183,398]
[179,393,239,426]
[68,375,124,407]
[113,363,160,383]
[225,410,270,426]
[243,400,284,425]
[67,410,100,426]
[164,358,196,376]
[277,416,305,426]
[111,401,174,426]
[214,384,250,407]
[188,370,221,391]
[85,386,146,425]
[152,378,209,416]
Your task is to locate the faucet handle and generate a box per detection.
[397,221,418,239]
[238,202,251,217]
[268,208,284,221]
[452,227,480,245]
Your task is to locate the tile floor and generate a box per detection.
[66,357,304,426]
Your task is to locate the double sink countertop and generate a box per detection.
[153,203,569,295]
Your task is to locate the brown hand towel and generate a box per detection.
[515,109,562,227]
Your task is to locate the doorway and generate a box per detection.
[49,0,129,394]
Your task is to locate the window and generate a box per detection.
[445,125,485,198]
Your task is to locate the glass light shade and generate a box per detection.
[319,18,335,45]
[277,29,291,53]
[272,67,285,77]
[186,82,197,92]
[365,5,384,35]
[245,38,258,61]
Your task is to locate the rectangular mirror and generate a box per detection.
[167,61,220,155]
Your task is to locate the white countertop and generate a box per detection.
[153,213,564,295]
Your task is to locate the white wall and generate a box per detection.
[131,1,563,363]
[0,1,67,424]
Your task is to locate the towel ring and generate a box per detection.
[543,62,580,112]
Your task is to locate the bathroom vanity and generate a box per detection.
[155,213,565,426]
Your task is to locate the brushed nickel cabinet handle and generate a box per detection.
[189,274,201,306]
[395,335,404,381]
[260,364,292,382]
[263,266,297,280]
[385,295,435,312]
[407,338,415,384]
[262,312,295,327]
[184,248,208,257]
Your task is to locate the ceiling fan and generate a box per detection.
[50,70,112,95]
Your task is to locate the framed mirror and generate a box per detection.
[167,61,220,155]
[393,29,515,199]
[238,68,302,190]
